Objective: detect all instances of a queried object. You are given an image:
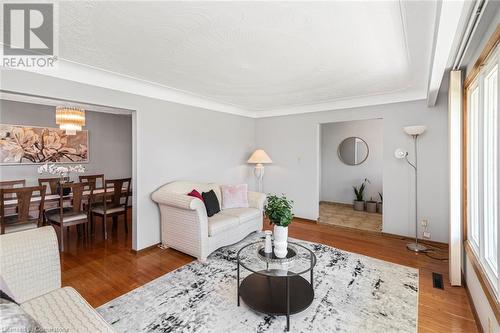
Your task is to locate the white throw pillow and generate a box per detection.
[220,184,249,209]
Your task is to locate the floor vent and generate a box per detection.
[432,272,444,290]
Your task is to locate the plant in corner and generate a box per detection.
[366,196,377,213]
[353,178,370,211]
[264,194,294,258]
[377,192,383,214]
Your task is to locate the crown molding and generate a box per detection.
[4,59,427,119]
[0,91,133,115]
[252,88,427,118]
[13,59,254,118]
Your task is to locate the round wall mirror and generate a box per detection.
[337,137,369,166]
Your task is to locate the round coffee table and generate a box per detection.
[237,240,317,331]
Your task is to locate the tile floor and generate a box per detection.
[318,201,382,232]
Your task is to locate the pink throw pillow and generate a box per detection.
[221,184,249,209]
[187,189,204,203]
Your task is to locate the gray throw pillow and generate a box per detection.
[0,298,45,333]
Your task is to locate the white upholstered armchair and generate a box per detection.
[0,227,114,332]
[152,181,266,261]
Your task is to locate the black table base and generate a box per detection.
[238,271,314,331]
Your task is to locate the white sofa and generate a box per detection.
[152,181,266,261]
[0,227,114,332]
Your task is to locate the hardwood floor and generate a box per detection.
[60,210,192,307]
[61,211,478,332]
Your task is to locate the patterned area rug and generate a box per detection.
[97,233,418,332]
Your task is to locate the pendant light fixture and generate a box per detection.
[55,106,85,135]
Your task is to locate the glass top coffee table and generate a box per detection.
[237,240,317,331]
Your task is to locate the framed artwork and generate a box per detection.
[0,124,89,165]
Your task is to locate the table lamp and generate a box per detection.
[247,149,272,192]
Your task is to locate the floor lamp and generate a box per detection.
[395,125,427,252]
[247,149,272,193]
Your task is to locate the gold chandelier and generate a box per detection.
[55,106,85,135]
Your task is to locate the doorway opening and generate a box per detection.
[318,119,383,232]
[0,91,136,250]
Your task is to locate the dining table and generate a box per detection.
[3,187,132,215]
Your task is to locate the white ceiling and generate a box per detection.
[7,1,439,117]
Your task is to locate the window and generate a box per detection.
[483,63,498,278]
[466,46,499,300]
[468,83,480,249]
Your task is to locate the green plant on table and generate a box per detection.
[264,194,294,227]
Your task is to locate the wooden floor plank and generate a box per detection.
[59,212,478,332]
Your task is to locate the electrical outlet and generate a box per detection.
[423,231,431,239]
[421,219,428,227]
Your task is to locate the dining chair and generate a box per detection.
[91,178,131,240]
[0,185,46,235]
[38,177,71,227]
[79,174,105,190]
[79,174,105,212]
[38,177,69,195]
[0,180,26,199]
[45,182,92,252]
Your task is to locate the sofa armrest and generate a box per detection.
[248,191,266,210]
[152,191,209,261]
[152,191,205,211]
[0,227,61,304]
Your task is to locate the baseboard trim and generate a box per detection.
[294,215,448,248]
[294,217,318,223]
[380,232,448,249]
[130,243,161,254]
[463,271,485,333]
[268,216,318,224]
[319,201,353,208]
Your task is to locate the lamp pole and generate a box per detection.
[405,134,427,252]
[254,163,264,192]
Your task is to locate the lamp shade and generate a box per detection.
[394,148,408,159]
[403,125,426,136]
[247,149,272,164]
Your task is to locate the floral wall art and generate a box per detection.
[0,124,89,165]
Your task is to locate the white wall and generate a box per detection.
[0,69,449,244]
[0,69,256,251]
[0,100,132,184]
[255,96,449,243]
[320,119,383,204]
[465,257,499,333]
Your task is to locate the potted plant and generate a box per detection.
[366,196,377,213]
[353,178,369,211]
[264,194,294,258]
[377,192,383,214]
